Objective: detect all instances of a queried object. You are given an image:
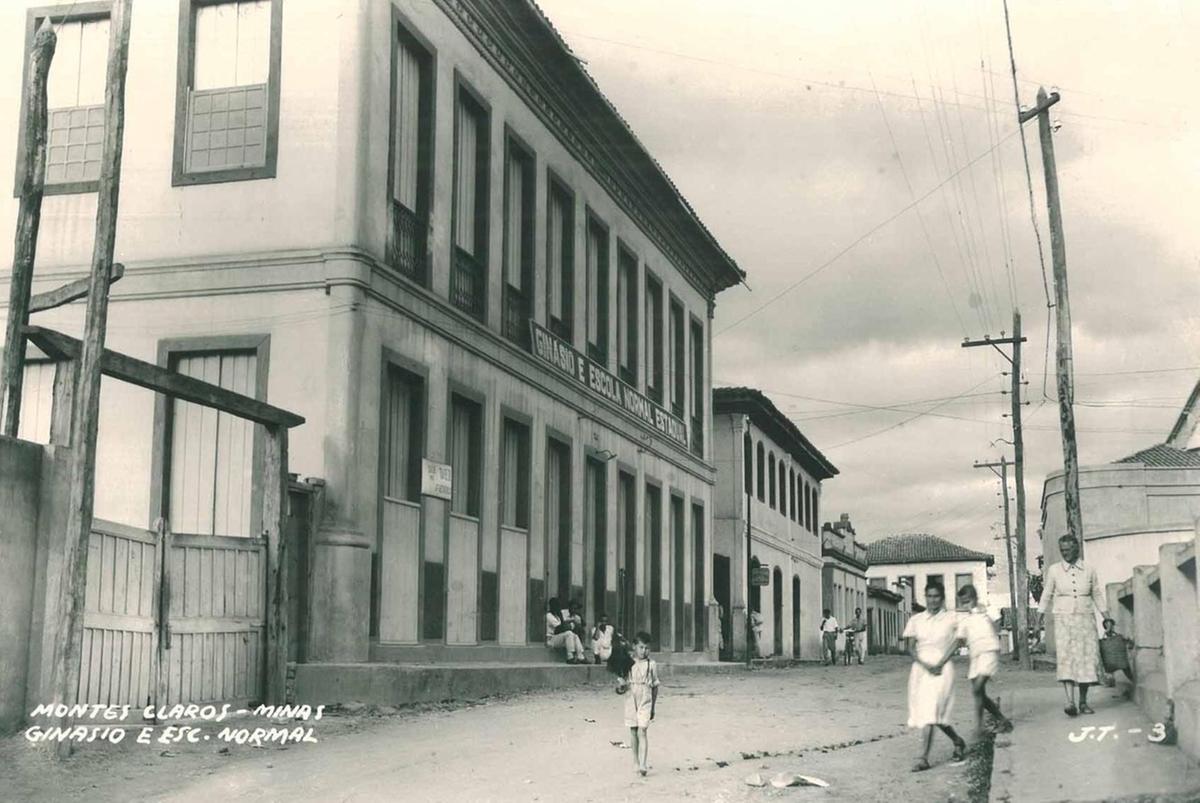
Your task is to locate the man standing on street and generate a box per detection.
[819,609,839,665]
[849,608,868,665]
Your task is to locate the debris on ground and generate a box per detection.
[744,773,766,787]
[769,772,830,788]
[583,717,596,723]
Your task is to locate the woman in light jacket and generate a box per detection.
[1038,534,1110,716]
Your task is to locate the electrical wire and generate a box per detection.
[715,127,1020,337]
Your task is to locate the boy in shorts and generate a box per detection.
[952,584,1013,738]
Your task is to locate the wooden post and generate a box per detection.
[263,425,290,704]
[1,20,56,437]
[1010,311,1032,670]
[1034,87,1085,561]
[50,0,133,758]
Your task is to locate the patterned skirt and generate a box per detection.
[1054,612,1100,684]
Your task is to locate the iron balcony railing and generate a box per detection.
[502,285,530,348]
[451,246,486,320]
[389,201,427,284]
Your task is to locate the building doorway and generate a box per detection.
[546,439,571,603]
[586,458,607,625]
[672,495,685,651]
[772,567,783,657]
[713,553,731,660]
[646,484,662,649]
[618,471,636,639]
[692,503,705,651]
[791,576,801,658]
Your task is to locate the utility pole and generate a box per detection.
[1023,87,1084,558]
[975,456,1019,662]
[51,0,133,758]
[962,310,1031,670]
[1,20,56,436]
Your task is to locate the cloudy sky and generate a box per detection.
[539,0,1200,591]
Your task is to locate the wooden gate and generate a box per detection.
[76,520,160,707]
[160,531,265,706]
[75,518,265,708]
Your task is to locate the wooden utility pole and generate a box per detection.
[1010,312,1030,670]
[974,456,1019,661]
[1,20,56,437]
[1024,87,1084,557]
[51,0,133,758]
[961,310,1031,669]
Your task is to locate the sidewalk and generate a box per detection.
[990,682,1200,802]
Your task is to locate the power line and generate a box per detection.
[824,374,1001,449]
[715,127,1020,337]
[867,71,969,338]
[1000,0,1054,308]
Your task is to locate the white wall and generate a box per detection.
[867,560,991,611]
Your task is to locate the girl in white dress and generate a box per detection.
[902,582,967,771]
[615,631,660,776]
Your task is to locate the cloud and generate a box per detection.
[541,0,1200,576]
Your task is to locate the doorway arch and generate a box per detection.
[772,567,783,657]
[792,576,801,658]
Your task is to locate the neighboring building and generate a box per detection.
[712,387,838,660]
[866,534,994,611]
[0,0,744,708]
[1040,427,1200,596]
[1039,391,1200,656]
[821,514,868,630]
[866,581,910,654]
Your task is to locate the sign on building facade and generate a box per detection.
[528,321,689,448]
[420,459,452,500]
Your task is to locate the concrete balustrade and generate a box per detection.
[1112,522,1199,761]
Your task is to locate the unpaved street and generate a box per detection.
[3,656,1042,802]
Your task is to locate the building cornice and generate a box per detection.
[432,0,743,301]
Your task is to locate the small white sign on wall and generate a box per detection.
[421,459,452,501]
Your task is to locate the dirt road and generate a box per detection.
[3,656,1040,801]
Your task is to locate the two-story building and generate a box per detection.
[1,0,743,707]
[712,387,837,660]
[821,513,868,627]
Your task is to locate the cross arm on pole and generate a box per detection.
[1019,90,1060,124]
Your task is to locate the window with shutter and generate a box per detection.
[586,217,609,363]
[449,395,482,517]
[382,367,424,502]
[617,247,638,385]
[15,8,111,194]
[502,138,534,345]
[174,0,281,185]
[546,180,574,340]
[389,25,434,284]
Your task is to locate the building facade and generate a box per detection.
[1,0,744,701]
[866,582,909,655]
[821,514,868,628]
[1040,444,1200,597]
[712,387,837,660]
[866,534,994,612]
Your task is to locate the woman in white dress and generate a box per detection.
[1038,534,1110,716]
[902,582,967,771]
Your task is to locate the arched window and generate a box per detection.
[778,461,787,516]
[789,468,796,521]
[768,452,776,508]
[803,480,811,531]
[813,485,819,531]
[743,431,752,492]
[756,442,765,501]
